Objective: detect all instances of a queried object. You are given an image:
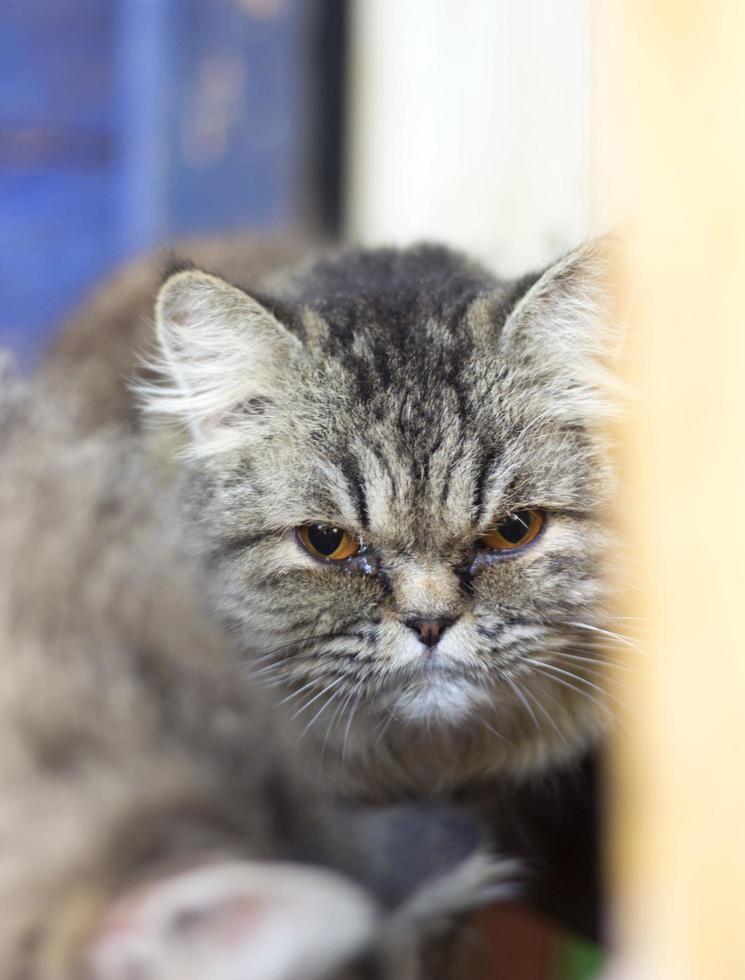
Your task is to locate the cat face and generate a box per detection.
[143,242,620,798]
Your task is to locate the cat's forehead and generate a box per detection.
[268,244,522,362]
[261,391,573,552]
[273,358,604,542]
[227,242,611,536]
[292,378,490,544]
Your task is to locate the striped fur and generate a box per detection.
[136,239,621,802]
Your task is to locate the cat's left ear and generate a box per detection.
[474,236,623,418]
[500,235,620,362]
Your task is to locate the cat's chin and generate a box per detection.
[318,672,607,801]
[387,675,490,727]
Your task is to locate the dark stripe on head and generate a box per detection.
[421,430,443,483]
[342,454,370,529]
[472,450,498,524]
[369,443,394,491]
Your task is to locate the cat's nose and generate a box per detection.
[404,616,456,648]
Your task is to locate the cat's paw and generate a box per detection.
[85,860,377,980]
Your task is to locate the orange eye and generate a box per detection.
[297,524,361,562]
[479,509,545,552]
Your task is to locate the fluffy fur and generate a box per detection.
[0,379,510,979]
[40,234,305,431]
[129,239,622,801]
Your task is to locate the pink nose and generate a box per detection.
[404,617,455,648]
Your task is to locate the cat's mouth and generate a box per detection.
[390,646,483,686]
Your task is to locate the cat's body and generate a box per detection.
[0,378,505,980]
[41,237,618,806]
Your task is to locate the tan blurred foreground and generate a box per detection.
[598,2,745,977]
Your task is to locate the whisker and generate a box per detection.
[275,676,324,708]
[525,657,630,711]
[341,684,366,764]
[610,615,653,631]
[494,609,648,651]
[290,676,346,722]
[242,649,288,668]
[299,685,347,738]
[550,651,636,673]
[521,672,580,733]
[247,660,291,680]
[547,657,635,700]
[330,681,360,739]
[504,671,567,744]
[484,614,648,658]
[529,664,615,719]
[373,705,398,747]
[238,647,299,672]
[520,680,569,743]
[566,621,648,654]
[475,713,511,744]
[259,677,295,692]
[501,673,539,732]
[319,686,357,765]
[238,631,362,670]
[533,665,637,739]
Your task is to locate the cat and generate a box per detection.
[41,236,620,805]
[0,375,509,980]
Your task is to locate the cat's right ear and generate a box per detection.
[141,270,301,443]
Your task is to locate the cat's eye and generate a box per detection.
[479,509,545,552]
[296,524,361,562]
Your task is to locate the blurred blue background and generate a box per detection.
[0,0,343,361]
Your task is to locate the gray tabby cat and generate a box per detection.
[0,378,507,980]
[43,237,620,803]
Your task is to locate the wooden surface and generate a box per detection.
[476,904,555,980]
[597,3,745,977]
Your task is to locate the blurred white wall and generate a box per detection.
[345,0,595,276]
